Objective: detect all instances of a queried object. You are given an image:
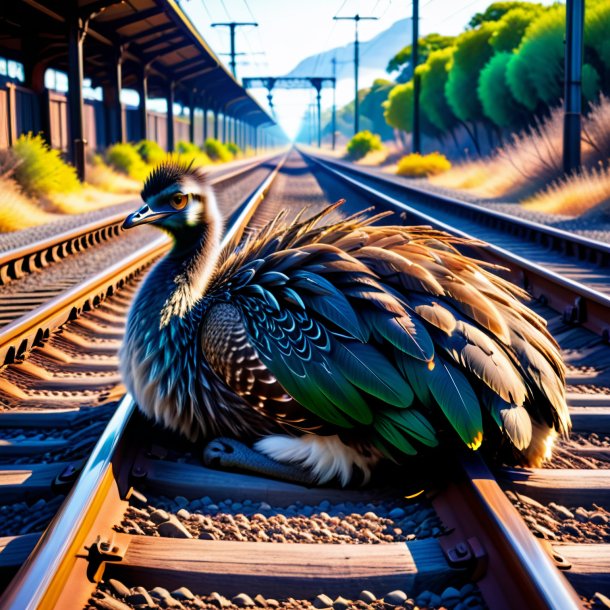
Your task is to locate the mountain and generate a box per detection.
[284,18,411,86]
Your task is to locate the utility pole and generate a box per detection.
[412,0,421,153]
[331,56,337,150]
[563,0,584,174]
[211,21,258,78]
[334,14,377,135]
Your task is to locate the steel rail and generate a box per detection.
[306,153,610,335]
[0,152,288,610]
[0,152,282,288]
[458,455,581,610]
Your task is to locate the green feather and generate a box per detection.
[428,357,483,449]
[334,341,414,408]
[375,418,418,455]
[271,360,355,428]
[396,354,433,404]
[381,409,438,447]
[374,313,434,361]
[309,361,373,425]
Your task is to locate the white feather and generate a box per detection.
[254,434,379,486]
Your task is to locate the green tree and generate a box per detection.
[490,6,543,52]
[360,79,395,140]
[585,0,610,90]
[478,52,527,128]
[386,33,455,81]
[445,22,497,124]
[384,81,414,134]
[469,2,541,28]
[418,47,458,133]
[507,5,601,111]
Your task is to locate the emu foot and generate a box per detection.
[203,437,318,486]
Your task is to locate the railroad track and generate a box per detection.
[0,150,607,609]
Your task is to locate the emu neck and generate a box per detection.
[160,220,221,326]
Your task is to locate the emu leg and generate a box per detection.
[203,437,318,486]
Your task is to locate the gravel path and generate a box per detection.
[90,581,486,610]
[115,495,443,544]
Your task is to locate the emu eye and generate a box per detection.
[170,193,189,210]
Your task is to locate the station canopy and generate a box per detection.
[0,0,275,125]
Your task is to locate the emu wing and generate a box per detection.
[200,205,569,459]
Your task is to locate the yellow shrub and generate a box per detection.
[12,133,81,197]
[106,143,149,181]
[396,152,451,177]
[346,131,383,160]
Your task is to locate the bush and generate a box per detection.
[12,133,81,197]
[136,140,166,165]
[106,143,149,181]
[175,141,212,167]
[345,131,382,160]
[204,138,233,163]
[396,152,451,177]
[226,142,241,157]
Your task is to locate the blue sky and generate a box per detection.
[180,0,561,138]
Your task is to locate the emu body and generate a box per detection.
[120,161,570,486]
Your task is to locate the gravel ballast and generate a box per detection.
[89,581,487,610]
[506,489,610,543]
[115,495,443,543]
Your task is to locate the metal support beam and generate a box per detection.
[189,90,196,144]
[314,83,322,148]
[563,0,584,174]
[412,0,421,154]
[104,48,124,146]
[67,7,86,181]
[213,107,219,139]
[166,81,175,152]
[331,57,337,150]
[136,66,149,141]
[202,97,209,141]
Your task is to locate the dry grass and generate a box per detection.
[583,94,610,165]
[48,186,136,215]
[523,164,610,217]
[86,156,141,194]
[431,108,566,198]
[355,148,389,166]
[431,97,610,211]
[0,175,58,231]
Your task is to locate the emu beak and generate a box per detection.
[122,204,169,229]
